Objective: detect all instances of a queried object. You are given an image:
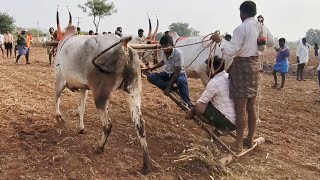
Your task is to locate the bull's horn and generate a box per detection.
[151,16,159,40]
[68,6,72,26]
[146,14,152,39]
[129,44,160,49]
[56,6,62,36]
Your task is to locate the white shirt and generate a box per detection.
[0,34,3,44]
[4,33,13,43]
[296,43,311,64]
[197,71,236,124]
[42,36,47,44]
[135,36,145,44]
[221,17,273,58]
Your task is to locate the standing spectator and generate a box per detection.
[136,29,145,42]
[296,38,310,81]
[211,1,273,152]
[272,38,290,89]
[314,43,320,88]
[4,31,14,58]
[77,27,82,35]
[0,32,4,57]
[48,27,55,65]
[42,34,47,47]
[16,29,30,64]
[115,27,122,37]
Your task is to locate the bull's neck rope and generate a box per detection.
[58,34,76,52]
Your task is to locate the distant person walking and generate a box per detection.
[0,33,4,57]
[296,38,310,81]
[4,31,14,58]
[272,38,290,89]
[314,43,320,88]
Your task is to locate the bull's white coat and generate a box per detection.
[54,33,151,173]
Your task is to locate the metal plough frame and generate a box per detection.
[142,69,265,165]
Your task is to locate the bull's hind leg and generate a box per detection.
[55,70,66,123]
[78,89,88,134]
[92,90,113,154]
[126,90,151,174]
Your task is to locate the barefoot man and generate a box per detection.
[211,1,272,152]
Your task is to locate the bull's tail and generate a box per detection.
[92,36,133,73]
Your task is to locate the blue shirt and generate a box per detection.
[276,45,290,63]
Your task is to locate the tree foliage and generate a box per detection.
[0,12,15,33]
[78,0,117,33]
[27,28,45,37]
[168,22,200,37]
[305,28,320,46]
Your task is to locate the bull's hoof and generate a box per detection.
[142,163,151,175]
[94,146,104,154]
[78,129,86,134]
[56,115,65,126]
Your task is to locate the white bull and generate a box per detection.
[163,31,232,85]
[55,25,151,174]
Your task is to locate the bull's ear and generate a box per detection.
[122,36,132,48]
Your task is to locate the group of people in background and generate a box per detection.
[271,36,320,90]
[0,31,14,59]
[0,29,33,64]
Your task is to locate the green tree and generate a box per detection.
[78,0,117,33]
[305,28,320,46]
[27,28,44,37]
[168,22,200,37]
[0,12,15,33]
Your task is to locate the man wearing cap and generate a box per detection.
[16,29,30,64]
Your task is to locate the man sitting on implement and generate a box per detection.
[186,56,236,132]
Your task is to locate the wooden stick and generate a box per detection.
[45,41,59,47]
[129,44,160,49]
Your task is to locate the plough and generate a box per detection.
[141,69,265,166]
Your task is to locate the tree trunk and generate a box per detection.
[96,16,101,34]
[93,15,98,34]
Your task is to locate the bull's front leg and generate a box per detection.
[126,89,151,174]
[78,89,88,134]
[55,69,66,124]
